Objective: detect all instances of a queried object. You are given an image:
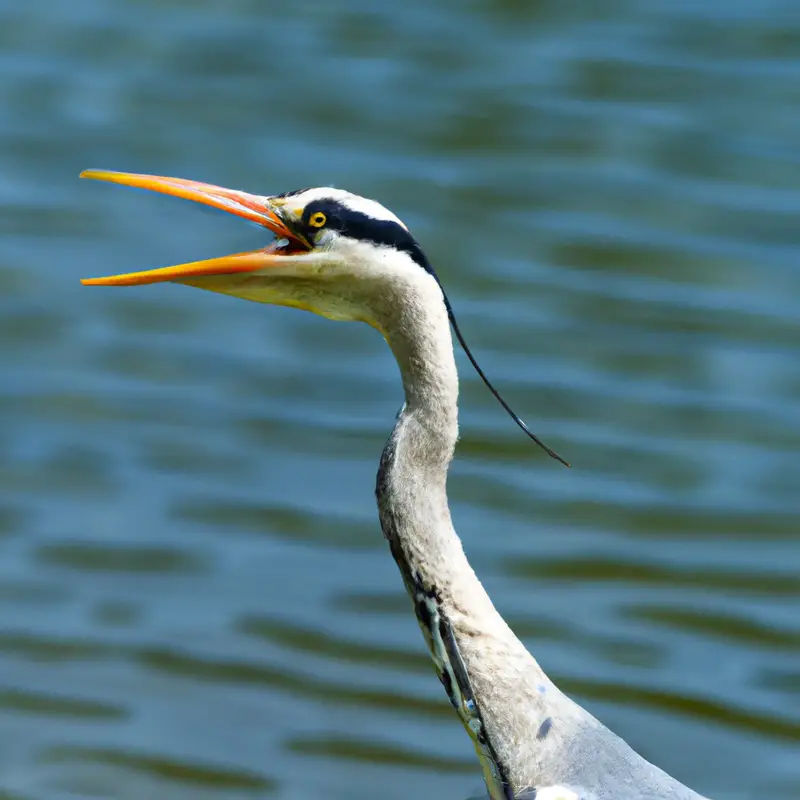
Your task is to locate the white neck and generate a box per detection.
[372,269,557,796]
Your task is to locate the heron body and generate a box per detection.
[81,170,712,800]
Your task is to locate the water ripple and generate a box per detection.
[172,499,378,550]
[0,1,798,798]
[35,542,206,575]
[508,556,800,596]
[285,734,473,774]
[40,746,275,792]
[0,687,124,721]
[237,615,430,673]
[627,605,800,650]
[135,646,451,720]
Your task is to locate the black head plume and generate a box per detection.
[439,285,571,468]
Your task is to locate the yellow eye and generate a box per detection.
[309,211,327,228]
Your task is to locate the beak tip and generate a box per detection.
[82,276,125,286]
[80,169,115,182]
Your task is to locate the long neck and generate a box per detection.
[373,273,551,798]
[374,273,485,616]
[368,274,710,800]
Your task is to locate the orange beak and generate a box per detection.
[79,170,311,286]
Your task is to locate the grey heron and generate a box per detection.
[81,170,711,800]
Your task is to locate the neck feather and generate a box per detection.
[371,270,554,797]
[373,269,475,606]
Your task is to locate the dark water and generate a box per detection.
[0,1,798,798]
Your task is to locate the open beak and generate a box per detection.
[79,170,311,286]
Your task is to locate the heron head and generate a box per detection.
[80,171,439,332]
[80,169,569,467]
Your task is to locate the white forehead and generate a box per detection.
[277,187,407,229]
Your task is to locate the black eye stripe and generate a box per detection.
[302,199,432,274]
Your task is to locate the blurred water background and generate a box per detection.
[0,1,798,798]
